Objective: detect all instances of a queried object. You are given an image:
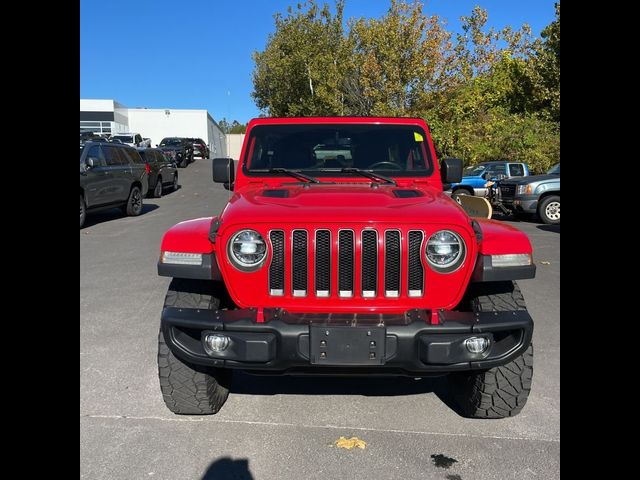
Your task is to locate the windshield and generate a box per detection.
[463,165,487,176]
[160,138,182,146]
[112,135,133,143]
[243,124,433,177]
[547,163,560,175]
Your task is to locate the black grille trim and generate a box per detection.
[407,230,424,296]
[361,230,378,297]
[338,230,355,297]
[268,230,285,295]
[315,230,331,297]
[384,230,401,297]
[291,230,308,296]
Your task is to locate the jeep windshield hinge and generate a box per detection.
[209,218,222,243]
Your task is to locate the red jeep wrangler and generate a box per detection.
[156,117,535,418]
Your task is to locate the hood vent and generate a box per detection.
[261,189,289,198]
[392,189,422,198]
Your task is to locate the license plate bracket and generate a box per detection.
[309,325,386,365]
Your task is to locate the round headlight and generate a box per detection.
[426,230,465,272]
[228,229,267,271]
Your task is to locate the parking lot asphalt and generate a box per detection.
[80,160,559,480]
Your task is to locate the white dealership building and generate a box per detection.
[80,99,228,157]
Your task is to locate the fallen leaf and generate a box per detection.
[334,436,366,450]
[540,261,550,265]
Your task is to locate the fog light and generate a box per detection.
[464,337,490,354]
[203,334,230,354]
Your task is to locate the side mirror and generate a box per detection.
[212,157,235,186]
[86,157,95,169]
[440,158,463,184]
[481,172,491,180]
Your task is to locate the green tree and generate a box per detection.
[252,0,350,116]
[251,0,559,172]
[229,121,247,134]
[218,118,231,134]
[529,2,560,122]
[346,0,453,116]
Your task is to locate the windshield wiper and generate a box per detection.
[267,168,320,183]
[340,168,397,186]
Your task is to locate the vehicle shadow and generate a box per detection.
[536,224,560,234]
[81,203,159,229]
[159,184,182,196]
[201,457,253,480]
[231,371,446,397]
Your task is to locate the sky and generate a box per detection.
[80,0,556,124]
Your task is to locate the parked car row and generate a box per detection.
[445,159,560,224]
[80,141,179,228]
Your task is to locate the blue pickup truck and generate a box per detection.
[449,161,530,203]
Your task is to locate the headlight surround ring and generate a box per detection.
[425,229,466,273]
[227,229,267,272]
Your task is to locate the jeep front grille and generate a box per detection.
[268,228,426,299]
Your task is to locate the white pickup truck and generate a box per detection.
[111,133,151,148]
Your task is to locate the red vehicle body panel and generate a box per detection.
[159,117,534,318]
[474,219,533,255]
[160,217,217,254]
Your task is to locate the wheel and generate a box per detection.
[153,176,163,198]
[124,185,143,216]
[158,278,232,415]
[80,194,86,228]
[172,173,179,191]
[538,195,560,224]
[449,281,533,418]
[451,189,471,204]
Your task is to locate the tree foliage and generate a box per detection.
[251,1,560,172]
[218,118,247,134]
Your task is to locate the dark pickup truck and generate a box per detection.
[80,142,149,228]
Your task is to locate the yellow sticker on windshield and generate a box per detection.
[414,132,424,142]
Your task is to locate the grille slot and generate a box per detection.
[338,230,354,297]
[291,230,308,296]
[384,230,401,297]
[315,230,331,297]
[407,230,424,296]
[269,230,285,295]
[361,230,378,297]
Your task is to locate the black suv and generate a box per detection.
[137,148,179,198]
[186,137,209,160]
[80,142,149,228]
[158,137,194,168]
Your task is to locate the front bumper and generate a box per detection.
[161,307,533,375]
[502,194,538,213]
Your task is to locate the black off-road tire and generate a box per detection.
[449,281,533,419]
[157,278,231,415]
[123,185,143,216]
[80,194,86,228]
